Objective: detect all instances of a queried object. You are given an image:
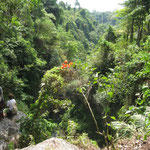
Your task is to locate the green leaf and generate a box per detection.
[79,88,82,93]
[144,134,147,140]
[101,76,108,81]
[93,81,98,84]
[103,115,107,119]
[107,123,111,127]
[110,116,116,120]
[105,106,110,113]
[125,110,132,114]
[137,99,144,105]
[108,91,113,98]
[109,68,114,72]
[142,85,149,91]
[129,106,134,111]
[94,77,98,81]
[108,135,112,141]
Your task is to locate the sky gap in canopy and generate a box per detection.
[57,0,125,12]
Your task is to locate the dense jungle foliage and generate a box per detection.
[0,0,150,149]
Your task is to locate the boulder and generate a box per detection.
[0,111,26,150]
[20,137,80,150]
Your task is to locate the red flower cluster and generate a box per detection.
[61,60,73,69]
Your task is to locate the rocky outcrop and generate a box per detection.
[20,138,80,150]
[0,111,26,150]
[0,141,8,150]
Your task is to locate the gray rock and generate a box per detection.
[19,138,80,150]
[0,141,8,150]
[0,111,26,150]
[10,111,26,123]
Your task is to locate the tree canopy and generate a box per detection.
[1,0,150,149]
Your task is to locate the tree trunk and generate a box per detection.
[147,20,150,35]
[137,21,143,46]
[126,27,130,41]
[130,18,134,42]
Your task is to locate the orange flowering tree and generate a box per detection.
[61,60,73,69]
[35,60,77,118]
